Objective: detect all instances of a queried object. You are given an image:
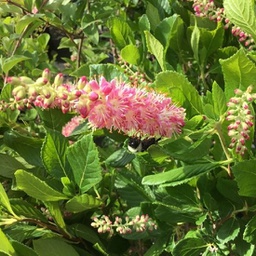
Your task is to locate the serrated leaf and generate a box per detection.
[144,31,165,71]
[3,131,43,167]
[105,149,135,167]
[10,199,47,222]
[220,49,256,100]
[224,0,256,42]
[232,160,256,197]
[89,64,127,81]
[11,240,39,256]
[217,218,240,243]
[66,194,102,213]
[108,17,134,49]
[67,134,102,193]
[44,202,68,234]
[120,44,141,65]
[33,238,79,256]
[37,108,74,132]
[244,215,256,244]
[15,169,68,201]
[172,238,207,256]
[0,228,16,256]
[0,183,17,217]
[2,55,31,74]
[0,154,25,178]
[212,81,227,117]
[41,129,71,179]
[142,162,220,186]
[154,71,203,117]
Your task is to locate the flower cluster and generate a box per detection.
[91,214,157,236]
[189,0,255,50]
[3,70,186,139]
[226,86,256,155]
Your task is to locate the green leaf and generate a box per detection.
[89,64,127,81]
[172,238,207,256]
[154,71,203,116]
[2,55,31,74]
[163,137,212,163]
[69,64,90,78]
[155,184,202,224]
[217,218,240,243]
[144,235,169,256]
[3,131,43,167]
[224,0,256,42]
[0,154,25,178]
[10,199,47,222]
[232,160,256,197]
[33,238,79,256]
[69,223,105,247]
[44,202,68,234]
[67,134,102,193]
[11,240,39,256]
[108,17,134,49]
[120,44,141,65]
[15,14,43,34]
[66,194,102,213]
[105,149,135,167]
[37,108,74,132]
[0,183,17,217]
[244,215,256,244]
[142,162,220,186]
[41,129,72,179]
[212,81,227,117]
[155,14,182,56]
[14,169,68,201]
[144,31,165,71]
[0,228,16,256]
[220,49,256,100]
[145,2,161,32]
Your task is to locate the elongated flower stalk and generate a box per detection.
[226,86,256,155]
[91,214,157,236]
[188,0,255,50]
[3,70,186,139]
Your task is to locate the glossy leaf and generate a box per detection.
[142,162,220,186]
[220,49,256,100]
[232,160,256,197]
[224,0,256,42]
[66,194,102,213]
[2,55,30,74]
[217,218,240,243]
[41,129,71,179]
[11,240,38,256]
[0,154,25,178]
[105,149,135,167]
[0,183,17,217]
[120,44,141,65]
[3,131,43,167]
[0,228,16,256]
[154,71,203,116]
[244,215,256,244]
[172,238,207,256]
[145,31,165,71]
[67,134,102,193]
[212,81,227,117]
[15,169,68,201]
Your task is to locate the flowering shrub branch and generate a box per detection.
[3,69,186,138]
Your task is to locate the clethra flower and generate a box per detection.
[62,116,85,137]
[226,86,256,155]
[91,214,157,236]
[6,70,185,139]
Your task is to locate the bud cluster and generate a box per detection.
[226,86,256,155]
[91,214,157,236]
[189,0,255,50]
[2,69,185,139]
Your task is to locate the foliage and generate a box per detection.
[1,0,256,255]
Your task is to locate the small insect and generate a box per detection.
[127,137,160,153]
